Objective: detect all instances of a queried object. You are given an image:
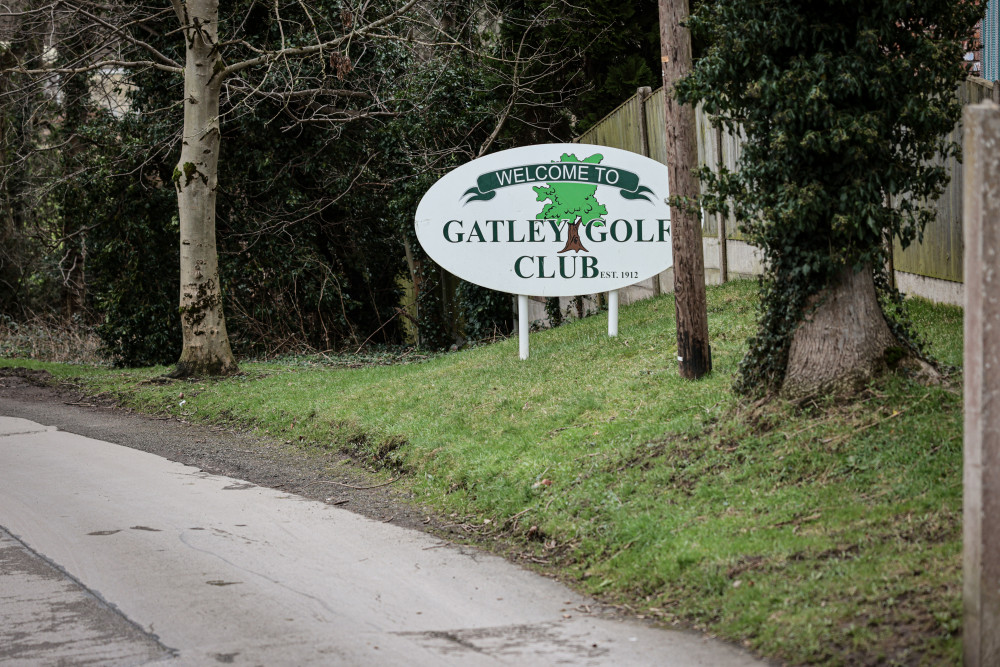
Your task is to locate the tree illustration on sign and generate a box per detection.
[533,153,608,253]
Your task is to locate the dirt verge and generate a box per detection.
[0,367,434,532]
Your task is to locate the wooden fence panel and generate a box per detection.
[577,95,647,156]
[692,107,747,240]
[892,79,995,283]
[644,89,668,165]
[577,77,999,285]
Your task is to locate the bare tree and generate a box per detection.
[2,0,584,370]
[2,0,432,375]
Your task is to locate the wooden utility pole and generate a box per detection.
[963,100,1000,667]
[659,0,711,378]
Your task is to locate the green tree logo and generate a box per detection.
[533,153,607,253]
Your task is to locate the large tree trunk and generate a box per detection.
[169,0,237,377]
[782,265,897,397]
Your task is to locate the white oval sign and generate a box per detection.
[415,143,672,297]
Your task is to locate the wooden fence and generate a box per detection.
[577,77,1000,286]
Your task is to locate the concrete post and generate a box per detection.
[963,101,1000,667]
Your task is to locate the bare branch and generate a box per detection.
[224,0,420,75]
[169,0,186,27]
[14,60,182,75]
[67,4,181,70]
[226,83,372,101]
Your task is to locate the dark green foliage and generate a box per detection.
[456,281,513,342]
[375,28,525,348]
[213,2,410,353]
[213,110,407,355]
[544,296,564,327]
[92,214,182,368]
[415,259,459,351]
[85,100,182,366]
[0,31,65,321]
[0,52,31,318]
[676,0,983,394]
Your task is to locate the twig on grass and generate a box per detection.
[820,390,935,448]
[784,415,838,440]
[503,507,534,533]
[504,507,533,525]
[311,477,401,490]
[772,512,822,529]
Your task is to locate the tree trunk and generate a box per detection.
[169,0,237,377]
[60,232,86,321]
[403,235,422,343]
[782,265,897,398]
[60,65,89,323]
[557,222,588,254]
[0,42,26,316]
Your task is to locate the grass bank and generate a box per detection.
[1,280,965,665]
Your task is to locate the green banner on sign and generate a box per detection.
[463,162,655,203]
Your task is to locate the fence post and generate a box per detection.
[963,100,1000,667]
[637,86,653,159]
[714,122,728,284]
[885,229,896,291]
[636,86,662,298]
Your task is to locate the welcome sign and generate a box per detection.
[415,144,673,297]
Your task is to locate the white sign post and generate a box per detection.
[518,294,529,360]
[415,143,673,359]
[608,289,619,337]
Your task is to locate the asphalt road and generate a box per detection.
[0,410,767,666]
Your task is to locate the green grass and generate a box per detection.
[1,280,965,665]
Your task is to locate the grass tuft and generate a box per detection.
[0,317,104,364]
